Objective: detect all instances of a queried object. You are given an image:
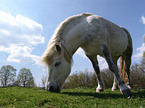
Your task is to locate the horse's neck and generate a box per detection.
[63,24,84,56]
[60,15,88,57]
[64,36,80,56]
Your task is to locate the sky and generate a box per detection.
[0,0,145,86]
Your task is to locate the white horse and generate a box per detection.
[41,13,133,96]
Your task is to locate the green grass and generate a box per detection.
[0,87,144,108]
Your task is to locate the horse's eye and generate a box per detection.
[55,62,61,67]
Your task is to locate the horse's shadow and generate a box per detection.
[61,90,145,99]
[61,91,124,99]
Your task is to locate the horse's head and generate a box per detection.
[45,44,71,92]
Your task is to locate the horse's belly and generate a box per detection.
[82,34,128,58]
[82,40,105,56]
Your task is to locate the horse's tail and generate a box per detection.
[120,27,133,85]
[120,56,127,84]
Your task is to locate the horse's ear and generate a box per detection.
[55,44,61,53]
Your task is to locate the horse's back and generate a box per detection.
[81,14,128,57]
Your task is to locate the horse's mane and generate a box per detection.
[41,13,92,66]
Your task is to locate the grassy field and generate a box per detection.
[0,87,144,108]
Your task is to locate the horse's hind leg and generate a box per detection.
[102,45,132,96]
[111,58,119,91]
[112,75,118,91]
[87,55,104,92]
[122,51,132,89]
[121,27,133,89]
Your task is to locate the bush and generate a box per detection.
[63,69,114,89]
[130,64,145,89]
[63,70,97,89]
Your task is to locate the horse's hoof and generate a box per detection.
[112,87,118,91]
[112,88,117,91]
[127,85,132,90]
[121,89,133,96]
[96,89,103,92]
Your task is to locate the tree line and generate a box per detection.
[0,65,36,87]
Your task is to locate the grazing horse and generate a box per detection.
[41,13,133,96]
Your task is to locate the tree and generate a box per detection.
[142,52,145,65]
[26,76,36,87]
[0,65,16,87]
[17,68,35,87]
[141,35,145,65]
[41,76,46,88]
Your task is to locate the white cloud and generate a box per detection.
[141,16,145,24]
[0,44,40,64]
[133,43,145,62]
[0,11,44,64]
[97,56,108,70]
[75,48,87,58]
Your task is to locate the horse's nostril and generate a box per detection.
[49,86,54,92]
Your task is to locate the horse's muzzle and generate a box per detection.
[48,85,61,93]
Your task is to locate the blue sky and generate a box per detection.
[0,0,145,86]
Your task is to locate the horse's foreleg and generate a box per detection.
[87,55,104,92]
[102,45,132,96]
